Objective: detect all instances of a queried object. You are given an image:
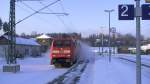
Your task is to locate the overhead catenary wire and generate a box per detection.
[59,0,65,13]
[20,1,37,11]
[39,1,78,33]
[16,0,61,25]
[19,2,68,15]
[38,1,70,31]
[59,1,77,32]
[16,3,55,26]
[16,3,31,13]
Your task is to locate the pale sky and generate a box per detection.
[0,0,149,37]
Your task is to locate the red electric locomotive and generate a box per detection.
[50,36,79,67]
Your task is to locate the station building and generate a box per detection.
[0,35,41,58]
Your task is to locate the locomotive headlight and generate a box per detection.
[64,50,71,53]
[52,55,56,57]
[52,50,59,53]
[67,55,71,57]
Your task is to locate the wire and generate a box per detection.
[59,0,65,13]
[38,1,69,29]
[16,3,31,13]
[16,2,54,25]
[20,1,37,12]
[16,0,61,25]
[59,1,77,32]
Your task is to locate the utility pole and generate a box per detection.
[3,0,20,73]
[9,0,16,64]
[3,0,61,73]
[104,9,114,62]
[135,0,141,84]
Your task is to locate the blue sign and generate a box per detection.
[142,4,150,20]
[118,5,134,20]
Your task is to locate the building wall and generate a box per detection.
[0,45,8,58]
[0,45,41,58]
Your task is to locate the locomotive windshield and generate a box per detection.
[53,40,71,47]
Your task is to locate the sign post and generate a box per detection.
[135,0,141,84]
[118,1,142,84]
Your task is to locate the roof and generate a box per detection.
[36,34,52,39]
[2,35,40,46]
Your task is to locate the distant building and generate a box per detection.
[127,44,150,54]
[0,35,41,58]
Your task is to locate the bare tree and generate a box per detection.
[3,22,9,33]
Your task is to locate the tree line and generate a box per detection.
[0,18,10,33]
[84,33,149,47]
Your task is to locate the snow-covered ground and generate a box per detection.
[116,54,150,66]
[1,44,150,84]
[0,51,68,84]
[77,43,95,84]
[78,46,150,84]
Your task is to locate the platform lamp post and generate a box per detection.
[100,27,104,56]
[104,9,114,62]
[110,27,116,54]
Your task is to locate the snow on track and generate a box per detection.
[49,42,95,84]
[49,61,88,84]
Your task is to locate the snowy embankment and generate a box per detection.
[0,51,68,84]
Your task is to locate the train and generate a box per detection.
[50,35,80,67]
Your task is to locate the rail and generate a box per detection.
[48,60,88,84]
[119,57,150,68]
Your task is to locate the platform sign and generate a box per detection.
[142,4,150,20]
[118,5,135,20]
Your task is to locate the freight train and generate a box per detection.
[50,35,80,67]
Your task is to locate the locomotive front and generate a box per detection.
[50,38,77,67]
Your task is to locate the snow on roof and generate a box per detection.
[16,37,40,46]
[0,30,4,37]
[3,36,40,46]
[36,34,52,39]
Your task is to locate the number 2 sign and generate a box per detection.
[118,5,135,20]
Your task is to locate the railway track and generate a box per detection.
[119,57,150,68]
[48,60,88,84]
